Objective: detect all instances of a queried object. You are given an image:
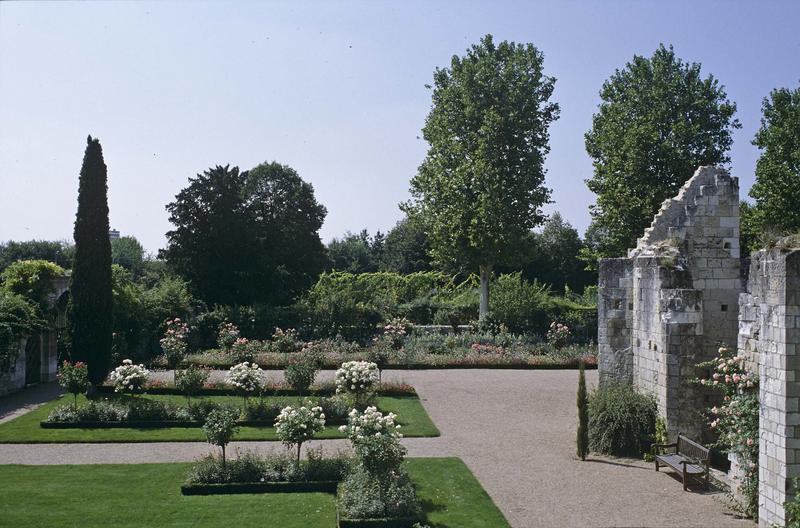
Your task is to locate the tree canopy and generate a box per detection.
[404,34,559,317]
[744,83,800,251]
[162,162,327,306]
[380,216,432,274]
[583,44,740,263]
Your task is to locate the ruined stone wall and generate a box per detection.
[598,258,633,386]
[598,166,741,439]
[738,249,800,527]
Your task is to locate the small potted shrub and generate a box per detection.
[57,360,89,407]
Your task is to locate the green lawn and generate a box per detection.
[0,393,439,443]
[0,458,509,528]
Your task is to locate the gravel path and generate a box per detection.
[0,369,753,528]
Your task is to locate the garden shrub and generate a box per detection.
[0,259,66,314]
[203,407,240,466]
[284,361,318,394]
[588,383,657,457]
[175,365,211,401]
[489,272,552,334]
[57,360,89,406]
[186,449,352,484]
[338,465,422,520]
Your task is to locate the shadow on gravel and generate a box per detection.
[0,382,61,422]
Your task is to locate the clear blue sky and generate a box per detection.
[1,0,798,254]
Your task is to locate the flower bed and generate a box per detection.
[182,347,597,370]
[335,509,424,528]
[41,396,358,429]
[95,380,418,398]
[181,450,351,495]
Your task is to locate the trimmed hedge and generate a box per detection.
[95,384,418,398]
[180,480,338,495]
[336,510,424,528]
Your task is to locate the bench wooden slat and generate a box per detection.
[653,433,710,491]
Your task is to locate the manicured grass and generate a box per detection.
[0,393,439,443]
[0,458,509,528]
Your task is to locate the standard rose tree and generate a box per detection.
[202,408,239,468]
[275,403,326,464]
[57,361,89,406]
[335,361,379,409]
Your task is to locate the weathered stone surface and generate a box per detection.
[598,166,741,439]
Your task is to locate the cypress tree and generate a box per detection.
[576,361,589,461]
[70,136,113,387]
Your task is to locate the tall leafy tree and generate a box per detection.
[516,213,594,293]
[70,136,113,386]
[0,240,73,271]
[379,216,432,274]
[746,84,800,245]
[405,34,559,318]
[244,161,328,304]
[111,236,145,275]
[162,162,327,306]
[327,229,381,274]
[162,165,253,306]
[583,44,740,262]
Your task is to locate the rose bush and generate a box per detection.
[335,360,379,408]
[57,360,89,406]
[697,346,759,517]
[217,322,240,350]
[275,403,326,463]
[160,318,189,370]
[226,361,264,408]
[109,359,150,395]
[546,321,571,348]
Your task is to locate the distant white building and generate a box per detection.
[109,229,120,240]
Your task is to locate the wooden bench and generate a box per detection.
[652,433,710,491]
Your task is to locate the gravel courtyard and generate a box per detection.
[0,369,754,528]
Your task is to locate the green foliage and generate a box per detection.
[379,216,433,274]
[338,465,422,521]
[327,229,382,274]
[405,34,558,316]
[488,272,552,334]
[0,240,73,272]
[57,361,89,405]
[1,259,66,315]
[576,362,588,461]
[745,83,800,244]
[0,290,44,372]
[584,44,740,260]
[163,162,328,306]
[111,236,145,275]
[70,136,114,385]
[588,383,657,457]
[786,478,800,528]
[202,407,240,465]
[186,449,352,484]
[175,365,210,401]
[515,213,596,293]
[284,362,318,394]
